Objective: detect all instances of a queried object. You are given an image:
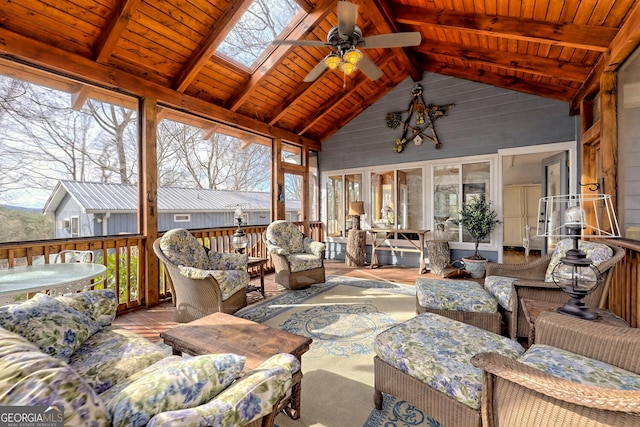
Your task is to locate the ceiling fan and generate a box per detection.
[274,1,421,82]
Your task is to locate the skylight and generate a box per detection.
[216,0,302,68]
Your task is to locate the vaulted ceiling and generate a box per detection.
[1,0,639,146]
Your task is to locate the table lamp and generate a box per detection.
[232,205,248,254]
[538,194,620,319]
[349,201,365,230]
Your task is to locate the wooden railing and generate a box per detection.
[0,235,147,312]
[0,221,324,314]
[605,238,640,327]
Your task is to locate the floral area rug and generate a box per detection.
[234,275,440,427]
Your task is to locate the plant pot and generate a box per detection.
[462,257,488,278]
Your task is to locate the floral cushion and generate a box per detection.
[0,327,110,426]
[209,251,248,270]
[177,266,249,300]
[416,278,498,313]
[56,289,118,328]
[374,313,524,409]
[146,353,300,427]
[519,344,640,390]
[265,220,305,254]
[69,327,168,394]
[0,293,101,362]
[544,239,614,282]
[101,353,245,427]
[286,253,323,273]
[160,228,210,270]
[304,238,326,258]
[484,275,517,312]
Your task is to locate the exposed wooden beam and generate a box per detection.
[93,0,141,63]
[0,27,321,151]
[369,0,422,82]
[71,85,92,110]
[570,1,640,114]
[227,0,335,112]
[415,40,591,83]
[395,6,617,52]
[605,0,640,71]
[422,57,577,102]
[173,0,254,93]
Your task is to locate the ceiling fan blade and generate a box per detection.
[304,61,328,82]
[273,39,327,47]
[360,32,422,48]
[337,1,358,39]
[357,56,383,81]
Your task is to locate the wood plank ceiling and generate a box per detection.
[0,0,638,144]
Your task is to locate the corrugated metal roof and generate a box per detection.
[44,180,298,213]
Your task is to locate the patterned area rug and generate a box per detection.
[234,276,440,427]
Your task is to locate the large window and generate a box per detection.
[156,108,271,231]
[0,60,138,243]
[433,162,491,243]
[371,169,422,230]
[325,174,362,236]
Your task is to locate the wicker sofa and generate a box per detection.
[472,311,640,426]
[0,289,299,427]
[484,239,625,339]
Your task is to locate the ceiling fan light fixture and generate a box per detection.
[324,53,341,70]
[339,61,357,75]
[343,47,363,65]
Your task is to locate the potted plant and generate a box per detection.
[458,195,501,278]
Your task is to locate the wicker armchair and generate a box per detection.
[153,229,248,322]
[264,220,326,290]
[485,239,625,339]
[472,311,640,426]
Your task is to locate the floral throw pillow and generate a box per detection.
[0,293,101,362]
[104,353,245,427]
[209,252,248,271]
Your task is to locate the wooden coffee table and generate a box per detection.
[160,312,312,419]
[521,298,629,346]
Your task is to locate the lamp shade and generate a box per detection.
[537,194,621,238]
[343,48,363,65]
[339,61,357,75]
[324,53,341,70]
[349,201,365,216]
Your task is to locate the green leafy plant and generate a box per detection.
[459,195,501,260]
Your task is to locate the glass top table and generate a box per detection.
[0,263,107,303]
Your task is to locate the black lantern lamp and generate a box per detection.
[551,205,604,320]
[231,206,248,254]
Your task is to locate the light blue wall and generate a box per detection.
[319,72,579,266]
[320,73,577,171]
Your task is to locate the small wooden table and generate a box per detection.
[160,312,312,419]
[521,298,629,346]
[246,257,268,296]
[367,228,430,273]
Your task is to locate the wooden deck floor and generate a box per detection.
[114,250,534,343]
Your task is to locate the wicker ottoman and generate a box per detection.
[373,313,525,427]
[415,278,502,334]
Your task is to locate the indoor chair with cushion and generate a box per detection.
[472,311,640,426]
[264,220,326,290]
[484,239,625,340]
[153,228,249,322]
